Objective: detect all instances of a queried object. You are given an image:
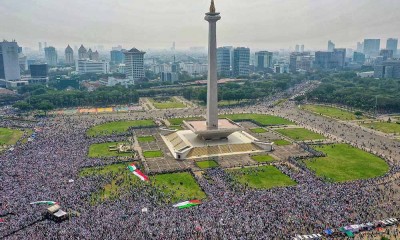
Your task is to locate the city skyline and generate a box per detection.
[1,0,400,50]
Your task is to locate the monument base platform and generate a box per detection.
[161,129,273,160]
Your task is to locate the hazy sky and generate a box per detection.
[1,0,400,51]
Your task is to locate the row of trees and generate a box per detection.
[307,72,400,113]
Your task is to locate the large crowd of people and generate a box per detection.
[1,82,400,239]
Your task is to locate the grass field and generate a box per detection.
[0,128,25,145]
[219,113,293,126]
[150,98,186,109]
[250,128,267,133]
[87,120,155,137]
[143,150,163,158]
[273,139,292,146]
[302,104,366,121]
[196,160,219,169]
[137,136,155,142]
[168,117,205,126]
[362,121,400,134]
[218,99,250,107]
[251,155,276,163]
[88,142,133,158]
[153,172,206,203]
[79,163,140,204]
[228,166,296,189]
[305,144,389,182]
[275,128,326,141]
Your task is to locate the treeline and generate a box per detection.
[13,85,139,111]
[307,72,400,113]
[183,74,307,103]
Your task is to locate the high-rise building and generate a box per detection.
[254,51,273,71]
[124,48,145,82]
[314,51,336,69]
[111,50,125,65]
[65,45,74,65]
[328,40,335,52]
[91,50,99,61]
[374,60,400,79]
[295,45,300,52]
[363,39,380,57]
[357,42,364,53]
[386,38,398,55]
[44,47,58,66]
[333,48,346,68]
[290,52,312,73]
[217,47,231,76]
[38,42,43,53]
[76,59,109,74]
[0,40,21,81]
[233,47,250,77]
[380,49,394,61]
[353,52,366,65]
[300,45,304,52]
[78,45,87,59]
[29,63,49,84]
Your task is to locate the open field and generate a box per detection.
[0,128,25,145]
[87,120,155,137]
[273,139,292,146]
[228,166,296,189]
[153,172,206,203]
[219,113,293,126]
[150,98,186,109]
[305,144,389,182]
[196,160,219,169]
[251,154,276,163]
[168,117,205,126]
[143,150,163,158]
[250,128,267,133]
[275,128,326,141]
[361,121,400,134]
[88,142,133,158]
[137,136,155,142]
[302,104,367,121]
[218,99,251,107]
[79,163,139,204]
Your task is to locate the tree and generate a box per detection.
[36,100,55,115]
[13,101,32,111]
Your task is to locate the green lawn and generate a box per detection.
[87,120,155,137]
[275,128,326,141]
[305,144,389,182]
[302,104,366,121]
[228,166,296,189]
[153,172,206,203]
[251,155,276,163]
[196,160,219,169]
[88,142,133,158]
[143,150,163,158]
[362,121,400,134]
[219,113,293,126]
[79,163,140,204]
[218,99,250,106]
[168,117,205,126]
[273,139,292,146]
[250,128,267,133]
[150,98,186,109]
[0,128,24,145]
[137,136,155,142]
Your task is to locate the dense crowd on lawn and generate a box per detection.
[1,83,400,239]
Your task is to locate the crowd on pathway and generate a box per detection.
[1,82,400,239]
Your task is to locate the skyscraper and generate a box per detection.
[328,40,335,52]
[255,51,273,71]
[233,47,250,77]
[124,48,145,82]
[38,42,43,53]
[0,40,21,81]
[300,45,304,52]
[111,50,125,65]
[363,39,380,57]
[357,42,364,53]
[333,48,346,68]
[44,47,58,66]
[380,49,394,61]
[353,52,366,65]
[217,47,231,76]
[78,45,87,59]
[295,45,300,52]
[65,45,74,65]
[386,38,398,55]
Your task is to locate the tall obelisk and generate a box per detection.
[205,0,221,130]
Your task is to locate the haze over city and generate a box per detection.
[1,0,400,50]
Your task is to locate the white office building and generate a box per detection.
[124,48,145,82]
[76,59,109,74]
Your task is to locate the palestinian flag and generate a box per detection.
[173,200,201,209]
[133,169,149,181]
[127,163,137,172]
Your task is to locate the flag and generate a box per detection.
[127,163,137,172]
[133,169,149,181]
[30,201,58,206]
[173,200,201,209]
